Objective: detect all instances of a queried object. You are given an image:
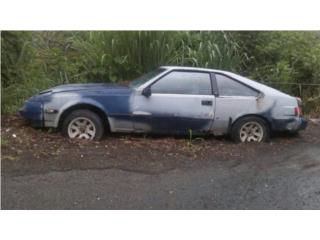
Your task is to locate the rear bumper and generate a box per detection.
[299,118,308,130]
[272,117,308,132]
[19,101,44,128]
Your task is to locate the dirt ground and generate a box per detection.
[2,114,320,177]
[1,115,320,209]
[0,114,317,176]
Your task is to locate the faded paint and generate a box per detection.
[19,66,307,135]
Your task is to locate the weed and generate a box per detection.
[1,136,9,147]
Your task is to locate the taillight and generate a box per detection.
[295,97,303,117]
[294,107,301,117]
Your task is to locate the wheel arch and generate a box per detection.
[230,114,271,134]
[58,103,110,131]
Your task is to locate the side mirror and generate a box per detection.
[142,87,152,97]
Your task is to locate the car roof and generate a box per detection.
[161,66,219,72]
[160,65,236,76]
[160,66,291,97]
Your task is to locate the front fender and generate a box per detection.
[44,97,108,128]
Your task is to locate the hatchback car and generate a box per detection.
[20,66,307,142]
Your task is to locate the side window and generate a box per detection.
[151,71,212,95]
[215,74,258,97]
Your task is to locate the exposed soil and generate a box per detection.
[2,114,320,178]
[2,115,320,209]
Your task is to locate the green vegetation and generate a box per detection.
[1,31,320,114]
[187,129,204,148]
[1,136,8,147]
[236,32,320,98]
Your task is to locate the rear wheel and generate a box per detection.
[231,116,269,143]
[62,109,104,140]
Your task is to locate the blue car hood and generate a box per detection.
[43,83,130,94]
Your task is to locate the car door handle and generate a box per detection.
[201,100,212,106]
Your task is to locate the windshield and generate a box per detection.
[129,68,166,88]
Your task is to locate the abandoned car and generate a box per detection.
[19,66,307,142]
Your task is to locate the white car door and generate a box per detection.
[212,73,262,135]
[132,70,216,134]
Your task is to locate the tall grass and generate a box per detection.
[1,31,243,113]
[3,31,320,114]
[69,31,243,81]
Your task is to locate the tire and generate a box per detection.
[231,116,269,143]
[62,109,104,141]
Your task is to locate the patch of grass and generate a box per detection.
[187,129,193,147]
[186,129,204,148]
[1,136,9,147]
[304,96,320,118]
[47,128,56,134]
[2,155,17,161]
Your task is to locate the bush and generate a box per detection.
[236,31,320,97]
[1,31,320,114]
[1,31,243,113]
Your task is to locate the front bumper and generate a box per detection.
[19,101,44,128]
[272,117,308,132]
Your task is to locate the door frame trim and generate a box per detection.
[144,69,216,96]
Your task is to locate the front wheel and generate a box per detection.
[231,117,269,143]
[62,109,104,140]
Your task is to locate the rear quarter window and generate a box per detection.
[215,74,259,97]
